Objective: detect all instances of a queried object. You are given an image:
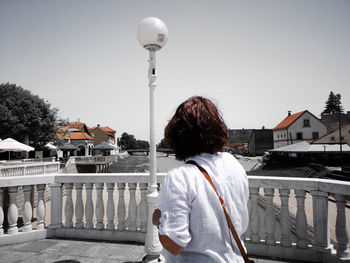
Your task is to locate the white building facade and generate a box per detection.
[273,111,327,149]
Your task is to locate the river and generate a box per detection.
[108,153,261,173]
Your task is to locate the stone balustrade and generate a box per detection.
[0,173,349,263]
[48,173,166,244]
[73,155,117,164]
[0,162,60,177]
[245,176,350,263]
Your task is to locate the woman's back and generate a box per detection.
[158,152,249,263]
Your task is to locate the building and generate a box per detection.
[273,110,327,149]
[312,124,350,146]
[89,125,116,145]
[56,122,94,156]
[227,129,273,156]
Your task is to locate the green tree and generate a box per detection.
[0,83,57,149]
[157,138,169,149]
[119,132,149,150]
[136,140,150,149]
[322,91,344,114]
[120,132,137,150]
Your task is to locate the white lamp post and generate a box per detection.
[137,17,168,263]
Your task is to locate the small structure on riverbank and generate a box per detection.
[265,141,350,167]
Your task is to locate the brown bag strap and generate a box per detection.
[186,160,254,263]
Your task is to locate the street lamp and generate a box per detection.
[137,17,168,263]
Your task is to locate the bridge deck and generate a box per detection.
[0,238,303,263]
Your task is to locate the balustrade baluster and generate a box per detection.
[22,185,32,232]
[128,183,137,231]
[117,183,126,230]
[8,186,18,235]
[75,183,84,229]
[106,183,115,230]
[0,188,3,235]
[64,183,74,228]
[84,183,94,229]
[310,190,330,251]
[249,187,260,243]
[36,184,46,230]
[49,183,63,229]
[139,183,148,232]
[334,194,350,258]
[95,183,105,230]
[295,189,308,248]
[279,189,292,247]
[264,188,275,245]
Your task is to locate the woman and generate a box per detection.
[153,96,249,263]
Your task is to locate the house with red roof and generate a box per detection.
[273,110,327,149]
[312,124,350,146]
[89,125,116,145]
[56,122,94,156]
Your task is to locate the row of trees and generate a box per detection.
[119,132,150,150]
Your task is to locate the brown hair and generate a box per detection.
[165,96,228,161]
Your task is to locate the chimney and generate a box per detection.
[288,111,291,116]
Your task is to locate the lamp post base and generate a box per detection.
[142,254,165,263]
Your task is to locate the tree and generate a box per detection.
[157,138,169,149]
[0,83,57,149]
[136,140,150,149]
[322,91,344,114]
[119,132,137,150]
[119,132,150,150]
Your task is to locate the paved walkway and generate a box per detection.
[0,238,306,263]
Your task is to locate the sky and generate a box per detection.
[1,0,349,143]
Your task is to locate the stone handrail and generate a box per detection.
[0,162,60,177]
[73,155,116,164]
[245,176,350,263]
[0,174,348,263]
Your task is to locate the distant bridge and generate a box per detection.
[126,148,174,156]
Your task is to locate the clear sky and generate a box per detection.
[1,0,349,143]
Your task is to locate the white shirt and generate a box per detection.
[157,152,249,263]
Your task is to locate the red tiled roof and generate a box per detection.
[69,132,94,140]
[90,126,116,137]
[68,122,85,130]
[312,123,350,143]
[56,133,69,139]
[273,111,306,131]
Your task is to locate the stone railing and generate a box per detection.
[0,173,349,263]
[0,175,54,245]
[245,176,350,263]
[73,155,117,164]
[48,173,166,244]
[0,162,60,177]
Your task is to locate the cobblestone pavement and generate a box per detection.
[0,239,307,263]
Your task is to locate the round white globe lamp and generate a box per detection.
[137,17,168,51]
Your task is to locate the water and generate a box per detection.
[108,153,184,173]
[108,153,259,173]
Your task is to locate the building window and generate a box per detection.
[331,137,335,141]
[297,132,303,140]
[312,132,319,139]
[303,119,310,127]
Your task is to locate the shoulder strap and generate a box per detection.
[186,160,253,263]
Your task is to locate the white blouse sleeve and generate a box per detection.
[157,170,192,248]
